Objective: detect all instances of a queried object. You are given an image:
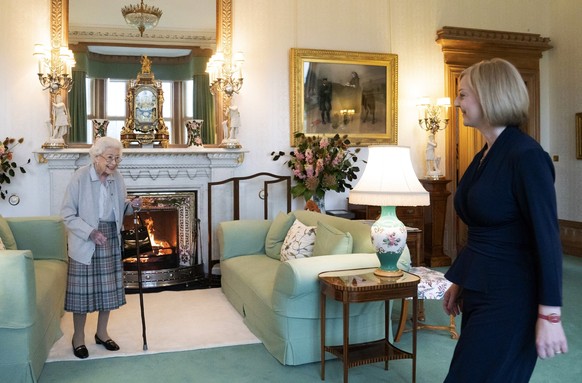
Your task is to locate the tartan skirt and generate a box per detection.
[65,221,126,313]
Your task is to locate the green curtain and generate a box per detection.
[193,74,215,145]
[68,71,88,143]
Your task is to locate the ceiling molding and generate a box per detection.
[69,25,216,48]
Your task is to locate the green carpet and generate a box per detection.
[39,255,582,383]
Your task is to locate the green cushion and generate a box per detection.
[0,215,17,250]
[265,211,295,259]
[313,221,353,256]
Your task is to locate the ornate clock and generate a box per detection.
[120,55,169,148]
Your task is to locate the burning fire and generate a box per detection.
[144,217,172,255]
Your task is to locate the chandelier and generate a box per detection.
[121,0,163,37]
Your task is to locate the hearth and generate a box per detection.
[123,192,204,289]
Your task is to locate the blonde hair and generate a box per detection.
[89,136,123,161]
[460,58,529,127]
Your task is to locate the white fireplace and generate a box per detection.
[36,147,246,276]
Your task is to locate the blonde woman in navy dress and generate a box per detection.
[443,58,568,382]
[61,137,140,359]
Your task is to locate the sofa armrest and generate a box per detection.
[218,220,272,261]
[0,250,36,328]
[274,246,411,299]
[274,253,380,298]
[6,216,67,262]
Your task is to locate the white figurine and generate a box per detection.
[222,120,229,141]
[228,105,240,140]
[220,105,242,148]
[425,133,441,178]
[52,94,70,139]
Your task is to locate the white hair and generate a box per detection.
[89,137,123,161]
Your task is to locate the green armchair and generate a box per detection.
[0,216,68,383]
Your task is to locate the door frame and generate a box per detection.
[436,26,552,258]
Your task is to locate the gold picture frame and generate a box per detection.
[290,48,398,146]
[577,113,582,159]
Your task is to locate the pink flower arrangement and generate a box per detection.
[272,133,360,201]
[1,137,29,200]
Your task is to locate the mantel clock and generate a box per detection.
[120,56,169,148]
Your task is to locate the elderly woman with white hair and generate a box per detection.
[61,136,140,359]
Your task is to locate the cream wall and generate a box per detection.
[1,0,581,222]
[547,1,582,222]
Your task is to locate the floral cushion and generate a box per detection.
[409,266,451,300]
[280,220,316,261]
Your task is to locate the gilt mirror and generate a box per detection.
[50,0,232,147]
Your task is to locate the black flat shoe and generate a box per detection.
[72,342,89,359]
[95,334,120,351]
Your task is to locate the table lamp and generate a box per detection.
[349,146,430,277]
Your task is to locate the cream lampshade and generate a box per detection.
[349,146,430,277]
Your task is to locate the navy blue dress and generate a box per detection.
[444,126,563,383]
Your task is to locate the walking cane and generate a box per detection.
[133,206,148,351]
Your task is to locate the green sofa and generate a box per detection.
[0,216,68,383]
[218,210,410,365]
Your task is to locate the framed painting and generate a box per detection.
[577,113,582,159]
[290,48,398,146]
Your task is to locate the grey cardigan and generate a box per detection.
[61,164,130,265]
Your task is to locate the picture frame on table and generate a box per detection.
[289,48,398,146]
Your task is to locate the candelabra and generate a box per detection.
[34,44,76,149]
[417,97,451,179]
[33,44,75,94]
[417,97,451,135]
[206,51,244,98]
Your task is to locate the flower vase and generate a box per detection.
[186,120,204,148]
[92,119,109,141]
[311,194,326,214]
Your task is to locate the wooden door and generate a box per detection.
[436,27,552,257]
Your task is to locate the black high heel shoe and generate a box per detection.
[72,341,89,359]
[95,334,120,351]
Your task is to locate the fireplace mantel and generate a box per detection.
[35,147,247,274]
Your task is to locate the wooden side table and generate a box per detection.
[319,268,420,383]
[406,229,423,267]
[419,179,452,267]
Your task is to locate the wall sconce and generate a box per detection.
[33,44,76,94]
[206,51,244,98]
[416,97,450,179]
[417,97,450,135]
[34,44,76,149]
